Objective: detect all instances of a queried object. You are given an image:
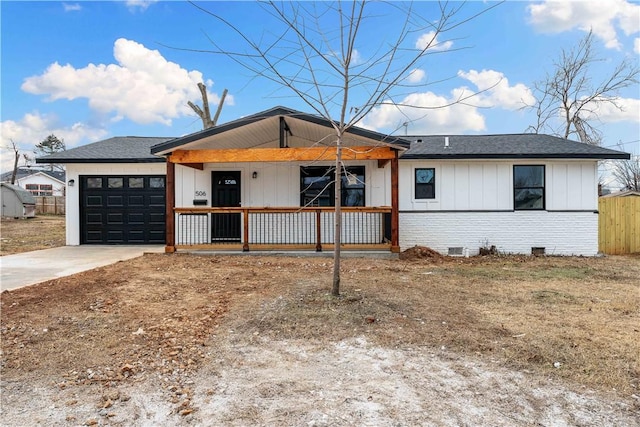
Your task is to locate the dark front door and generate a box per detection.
[211,171,241,241]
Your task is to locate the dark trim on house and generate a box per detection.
[36,158,166,164]
[399,209,598,213]
[400,153,630,160]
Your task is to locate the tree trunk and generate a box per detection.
[10,144,19,184]
[332,135,342,297]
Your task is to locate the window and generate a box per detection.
[415,168,435,199]
[149,177,165,188]
[128,177,144,188]
[24,184,53,196]
[514,165,545,210]
[86,178,103,189]
[108,178,123,188]
[300,166,365,207]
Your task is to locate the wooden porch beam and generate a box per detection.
[168,146,396,164]
[180,163,204,170]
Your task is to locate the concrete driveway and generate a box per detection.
[0,245,164,291]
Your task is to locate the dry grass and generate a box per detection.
[1,253,639,402]
[0,215,65,255]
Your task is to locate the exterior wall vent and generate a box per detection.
[531,247,546,256]
[448,246,464,256]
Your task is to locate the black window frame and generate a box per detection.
[414,168,436,200]
[300,166,365,207]
[513,165,545,211]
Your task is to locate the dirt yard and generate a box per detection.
[0,215,66,256]
[1,250,639,426]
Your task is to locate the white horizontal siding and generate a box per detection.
[399,211,599,256]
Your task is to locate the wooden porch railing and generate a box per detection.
[173,206,392,251]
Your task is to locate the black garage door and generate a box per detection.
[80,175,166,244]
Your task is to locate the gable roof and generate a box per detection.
[0,183,37,204]
[151,106,411,155]
[0,168,65,183]
[36,137,171,164]
[401,134,630,160]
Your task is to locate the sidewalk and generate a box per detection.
[0,245,164,291]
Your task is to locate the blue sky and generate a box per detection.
[1,1,639,183]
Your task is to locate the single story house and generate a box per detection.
[1,182,37,218]
[0,168,66,196]
[37,106,630,256]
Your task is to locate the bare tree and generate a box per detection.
[8,139,20,184]
[187,1,498,295]
[611,154,640,192]
[526,31,639,145]
[188,83,228,129]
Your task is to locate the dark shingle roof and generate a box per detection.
[36,137,172,164]
[401,134,630,160]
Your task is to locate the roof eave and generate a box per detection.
[36,158,166,164]
[400,153,631,160]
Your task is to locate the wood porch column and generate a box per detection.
[165,161,176,253]
[391,150,400,253]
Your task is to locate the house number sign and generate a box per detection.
[195,191,207,197]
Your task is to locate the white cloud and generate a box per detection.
[635,38,640,54]
[125,0,158,12]
[457,69,536,110]
[1,112,108,171]
[528,0,640,50]
[361,91,486,134]
[406,68,426,84]
[416,31,453,51]
[21,38,231,126]
[580,97,640,123]
[63,3,82,12]
[361,69,534,134]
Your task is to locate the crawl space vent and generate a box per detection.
[531,247,546,256]
[448,247,464,256]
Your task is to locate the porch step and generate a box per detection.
[176,250,399,259]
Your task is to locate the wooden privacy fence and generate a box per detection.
[34,196,65,215]
[598,197,639,254]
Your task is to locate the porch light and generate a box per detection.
[68,179,75,187]
[252,171,258,179]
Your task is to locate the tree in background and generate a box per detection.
[188,1,498,296]
[526,31,639,145]
[34,134,66,172]
[611,154,640,192]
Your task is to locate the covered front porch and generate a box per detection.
[151,107,409,253]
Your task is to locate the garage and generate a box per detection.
[80,175,166,244]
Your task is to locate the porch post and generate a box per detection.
[165,160,176,253]
[391,150,400,253]
[243,208,250,252]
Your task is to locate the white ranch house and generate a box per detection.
[38,107,630,256]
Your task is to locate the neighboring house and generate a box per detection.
[37,106,630,256]
[1,183,36,218]
[0,168,66,196]
[600,190,640,198]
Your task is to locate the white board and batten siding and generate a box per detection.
[398,160,599,256]
[65,163,166,245]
